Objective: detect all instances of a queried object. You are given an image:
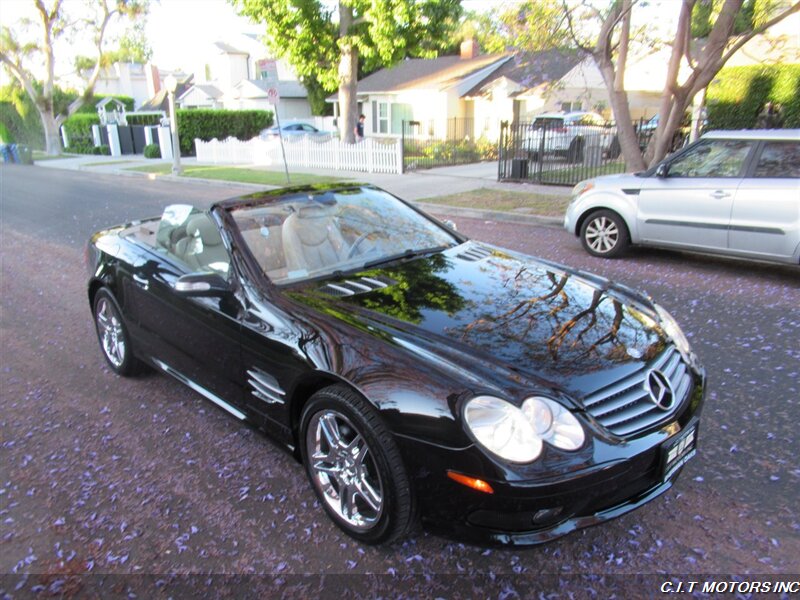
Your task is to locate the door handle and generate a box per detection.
[710,191,731,199]
[132,274,149,290]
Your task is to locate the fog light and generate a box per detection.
[532,507,563,524]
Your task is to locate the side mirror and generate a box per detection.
[655,163,669,178]
[442,219,458,232]
[174,272,232,297]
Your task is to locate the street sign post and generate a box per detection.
[258,59,289,184]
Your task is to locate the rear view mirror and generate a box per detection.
[655,163,669,178]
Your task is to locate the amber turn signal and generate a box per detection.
[446,470,494,494]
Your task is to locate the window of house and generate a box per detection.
[377,102,389,134]
[752,141,800,178]
[561,101,581,113]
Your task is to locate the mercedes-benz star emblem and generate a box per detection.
[644,369,675,411]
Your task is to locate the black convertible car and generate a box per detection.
[87,184,705,545]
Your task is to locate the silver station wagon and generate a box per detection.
[564,129,800,264]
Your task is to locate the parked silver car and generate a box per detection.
[564,129,800,265]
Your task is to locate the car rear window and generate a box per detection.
[532,118,564,130]
[752,141,800,178]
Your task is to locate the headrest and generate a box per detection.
[186,215,222,246]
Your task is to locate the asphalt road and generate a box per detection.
[1,165,798,596]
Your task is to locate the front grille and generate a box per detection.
[582,346,692,437]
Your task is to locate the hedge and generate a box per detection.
[706,64,800,129]
[176,109,273,155]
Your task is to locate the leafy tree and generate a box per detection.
[0,0,147,155]
[75,20,153,71]
[452,1,570,55]
[566,0,800,170]
[232,0,462,143]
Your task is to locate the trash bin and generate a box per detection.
[9,144,20,164]
[17,145,33,165]
[0,144,10,163]
[511,158,529,179]
[583,144,603,167]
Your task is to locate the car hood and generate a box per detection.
[287,243,670,401]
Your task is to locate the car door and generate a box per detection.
[729,140,800,261]
[636,139,755,251]
[129,213,244,409]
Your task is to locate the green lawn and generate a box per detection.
[129,164,347,186]
[420,188,570,217]
[535,160,628,184]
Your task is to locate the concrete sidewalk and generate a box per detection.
[33,154,569,226]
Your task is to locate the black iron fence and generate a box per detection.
[498,119,685,185]
[401,118,497,171]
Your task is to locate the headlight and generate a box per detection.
[522,397,585,451]
[464,395,585,463]
[464,396,542,463]
[570,180,595,200]
[654,304,691,355]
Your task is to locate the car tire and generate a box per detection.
[567,138,584,163]
[300,385,414,545]
[580,210,629,258]
[93,288,145,376]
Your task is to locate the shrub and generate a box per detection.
[706,64,800,129]
[144,143,161,159]
[176,109,274,155]
[127,113,162,126]
[63,114,100,139]
[98,144,110,155]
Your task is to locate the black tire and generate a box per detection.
[579,210,630,258]
[93,288,144,376]
[300,385,414,544]
[567,137,584,163]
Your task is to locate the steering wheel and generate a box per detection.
[347,231,387,259]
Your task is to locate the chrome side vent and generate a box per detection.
[320,275,396,297]
[581,346,692,437]
[247,368,286,405]
[456,245,491,262]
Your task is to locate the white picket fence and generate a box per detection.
[194,135,403,174]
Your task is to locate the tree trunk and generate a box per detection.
[338,4,359,144]
[40,109,64,155]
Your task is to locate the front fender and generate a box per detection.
[569,191,639,242]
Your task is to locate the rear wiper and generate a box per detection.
[362,245,450,269]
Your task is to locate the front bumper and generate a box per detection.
[396,379,704,546]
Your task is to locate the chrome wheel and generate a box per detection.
[306,409,384,531]
[96,296,126,368]
[585,215,620,254]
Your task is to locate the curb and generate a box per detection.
[415,201,563,228]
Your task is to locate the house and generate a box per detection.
[463,49,582,135]
[327,42,580,140]
[177,37,313,120]
[90,62,158,109]
[327,41,512,140]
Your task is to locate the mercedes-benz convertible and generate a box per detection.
[87,184,705,545]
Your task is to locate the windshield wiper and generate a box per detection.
[362,245,451,269]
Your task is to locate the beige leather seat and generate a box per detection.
[281,206,348,273]
[175,215,230,273]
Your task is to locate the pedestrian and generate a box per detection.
[354,114,366,141]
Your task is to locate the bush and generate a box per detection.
[63,114,100,139]
[144,143,161,159]
[126,113,162,126]
[706,64,800,129]
[176,109,274,155]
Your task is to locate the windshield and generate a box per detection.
[230,187,459,284]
